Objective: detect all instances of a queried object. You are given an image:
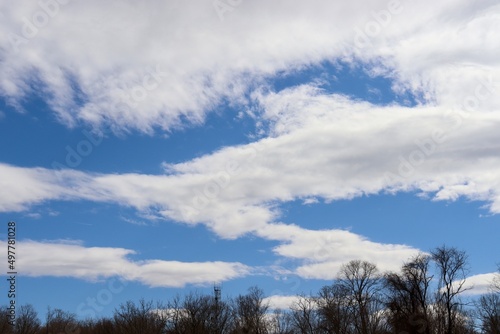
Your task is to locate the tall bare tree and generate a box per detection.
[113,299,167,334]
[15,304,41,334]
[290,295,320,334]
[477,293,500,334]
[384,253,433,334]
[0,306,14,334]
[267,309,295,334]
[493,264,500,293]
[338,260,385,334]
[232,286,269,334]
[316,283,352,334]
[43,307,79,334]
[431,246,470,334]
[179,292,213,333]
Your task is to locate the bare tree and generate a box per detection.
[477,293,500,334]
[431,246,470,334]
[113,299,167,334]
[179,292,213,333]
[232,286,269,334]
[15,304,41,334]
[164,295,185,334]
[290,295,320,334]
[493,264,500,294]
[0,306,14,334]
[167,291,233,334]
[316,283,352,334]
[338,260,385,334]
[43,307,79,334]
[384,253,433,334]
[267,309,295,334]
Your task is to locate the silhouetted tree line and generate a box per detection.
[1,245,499,333]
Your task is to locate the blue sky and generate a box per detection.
[1,0,499,320]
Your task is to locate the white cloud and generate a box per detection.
[257,223,418,278]
[455,273,500,296]
[0,0,357,131]
[0,163,78,212]
[0,240,250,287]
[264,295,303,310]
[270,225,418,279]
[1,0,497,133]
